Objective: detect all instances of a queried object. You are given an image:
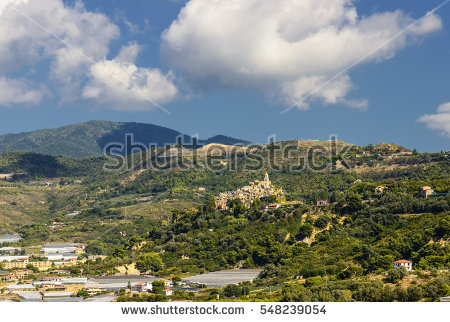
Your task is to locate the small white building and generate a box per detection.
[419,186,434,198]
[393,259,413,271]
[133,282,152,293]
[162,288,173,296]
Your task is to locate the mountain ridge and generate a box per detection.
[0,120,251,158]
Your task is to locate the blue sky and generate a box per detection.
[1,0,450,152]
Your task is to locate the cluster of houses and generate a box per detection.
[0,269,33,281]
[0,243,86,279]
[1,269,265,299]
[0,274,186,301]
[215,173,284,209]
[126,279,177,296]
[357,151,413,158]
[85,279,177,296]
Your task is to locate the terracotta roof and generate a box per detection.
[421,186,432,190]
[393,259,412,263]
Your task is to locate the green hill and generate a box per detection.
[0,121,250,158]
[373,143,411,152]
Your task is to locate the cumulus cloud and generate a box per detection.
[82,45,178,111]
[0,0,118,78]
[418,102,450,137]
[161,0,442,110]
[0,77,47,106]
[279,75,368,110]
[0,0,178,110]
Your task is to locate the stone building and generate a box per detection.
[215,173,284,209]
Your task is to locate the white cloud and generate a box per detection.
[0,0,119,76]
[418,102,450,138]
[0,77,47,106]
[0,0,178,110]
[161,0,442,110]
[82,45,178,111]
[116,43,140,63]
[437,102,450,113]
[279,75,367,110]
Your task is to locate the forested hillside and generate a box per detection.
[0,121,250,158]
[0,142,448,302]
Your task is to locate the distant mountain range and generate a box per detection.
[0,121,251,158]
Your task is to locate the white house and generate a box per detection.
[162,288,173,296]
[133,282,152,293]
[393,259,413,271]
[419,186,434,198]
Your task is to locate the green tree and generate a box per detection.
[314,216,328,229]
[337,266,363,280]
[223,284,241,297]
[394,286,408,302]
[296,224,314,240]
[381,286,395,301]
[304,276,324,287]
[152,280,165,294]
[435,217,450,238]
[347,193,362,211]
[203,197,216,214]
[387,267,407,283]
[135,253,163,273]
[407,285,424,301]
[172,276,182,285]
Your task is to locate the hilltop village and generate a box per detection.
[215,173,284,209]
